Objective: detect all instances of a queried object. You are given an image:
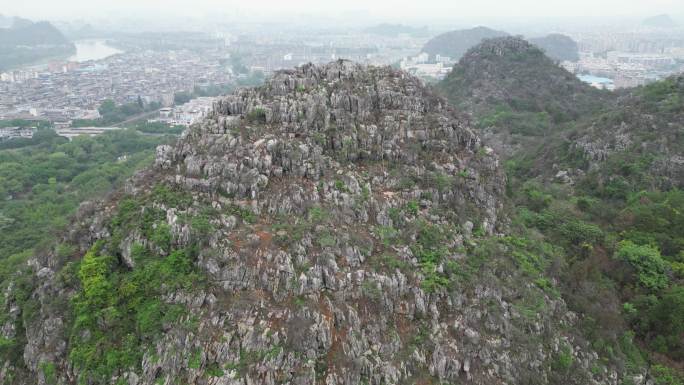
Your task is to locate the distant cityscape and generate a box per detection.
[0,43,232,123]
[1,18,684,141]
[563,29,684,90]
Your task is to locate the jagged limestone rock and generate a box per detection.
[3,61,617,385]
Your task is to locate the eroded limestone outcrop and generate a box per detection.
[2,61,617,385]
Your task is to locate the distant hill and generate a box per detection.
[0,14,12,28]
[643,14,678,28]
[362,23,429,37]
[438,35,682,190]
[422,26,509,60]
[437,36,613,161]
[0,20,71,46]
[0,19,75,70]
[438,37,608,144]
[9,17,33,29]
[528,33,579,62]
[58,23,104,40]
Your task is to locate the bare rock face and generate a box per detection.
[5,61,616,385]
[171,60,504,233]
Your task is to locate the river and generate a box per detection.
[67,39,123,62]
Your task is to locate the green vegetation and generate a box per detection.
[69,241,203,381]
[440,40,684,379]
[0,119,52,129]
[553,344,574,372]
[509,175,684,374]
[640,77,684,114]
[105,99,160,126]
[127,121,185,135]
[246,107,267,123]
[0,128,171,377]
[615,241,669,291]
[71,98,163,128]
[478,104,552,136]
[0,129,167,260]
[67,183,210,381]
[439,38,607,130]
[411,221,451,292]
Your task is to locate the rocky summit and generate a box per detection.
[4,61,621,385]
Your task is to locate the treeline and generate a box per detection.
[0,119,51,129]
[72,98,161,127]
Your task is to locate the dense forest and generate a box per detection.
[0,129,172,277]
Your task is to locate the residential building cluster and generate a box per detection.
[0,49,233,123]
[0,126,34,141]
[566,28,684,89]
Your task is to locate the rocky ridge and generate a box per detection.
[1,61,621,385]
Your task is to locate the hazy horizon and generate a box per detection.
[4,0,684,26]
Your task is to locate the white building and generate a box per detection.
[157,97,216,127]
[415,52,429,64]
[435,55,452,64]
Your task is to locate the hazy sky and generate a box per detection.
[4,0,684,22]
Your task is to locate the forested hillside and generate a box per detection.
[0,128,170,288]
[439,37,684,384]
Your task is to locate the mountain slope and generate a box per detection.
[438,37,611,156]
[569,75,684,191]
[422,26,509,60]
[438,34,684,383]
[529,33,580,62]
[0,61,623,385]
[439,36,682,191]
[0,21,71,46]
[0,14,12,28]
